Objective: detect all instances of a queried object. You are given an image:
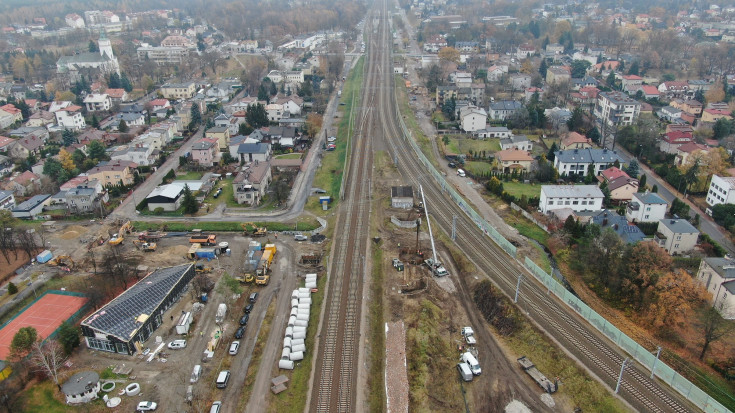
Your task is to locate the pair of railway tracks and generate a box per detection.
[310,6,386,412]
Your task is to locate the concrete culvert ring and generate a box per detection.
[125,383,140,396]
[101,381,116,392]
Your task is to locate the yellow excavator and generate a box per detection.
[48,255,74,269]
[241,222,267,237]
[109,220,132,246]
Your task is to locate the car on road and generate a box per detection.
[239,314,249,325]
[137,401,158,411]
[234,326,246,339]
[167,339,186,349]
[229,341,240,355]
[243,304,253,313]
[294,233,308,241]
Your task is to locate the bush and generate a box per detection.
[154,207,164,214]
[473,279,518,336]
[7,282,17,295]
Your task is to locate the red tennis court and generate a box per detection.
[0,292,87,360]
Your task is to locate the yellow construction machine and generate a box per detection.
[108,220,132,246]
[241,222,267,237]
[48,255,74,269]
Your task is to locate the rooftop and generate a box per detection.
[659,218,699,234]
[391,186,413,198]
[704,257,735,280]
[81,264,193,341]
[542,185,604,198]
[555,148,623,164]
[12,194,50,212]
[634,192,667,205]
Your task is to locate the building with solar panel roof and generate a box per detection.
[80,264,195,355]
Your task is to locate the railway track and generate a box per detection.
[309,7,385,413]
[374,3,696,413]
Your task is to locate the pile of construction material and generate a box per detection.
[279,281,315,370]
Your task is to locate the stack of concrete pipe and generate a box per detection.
[280,285,314,369]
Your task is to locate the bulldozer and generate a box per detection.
[133,240,157,252]
[241,222,267,237]
[48,255,74,269]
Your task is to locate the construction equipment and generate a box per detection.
[187,244,201,260]
[108,233,124,246]
[138,231,165,242]
[241,222,267,237]
[108,220,132,245]
[189,234,216,246]
[234,274,254,283]
[48,255,74,269]
[195,264,213,273]
[133,240,157,252]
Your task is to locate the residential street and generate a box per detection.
[613,145,735,254]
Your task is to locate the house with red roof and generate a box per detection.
[149,99,171,112]
[8,134,44,159]
[560,132,593,150]
[659,130,693,154]
[675,143,708,166]
[105,88,128,103]
[0,104,22,124]
[3,171,40,195]
[702,108,732,123]
[0,136,14,153]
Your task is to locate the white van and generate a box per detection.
[457,362,473,382]
[461,352,481,375]
[210,401,222,413]
[216,370,231,388]
[190,365,202,383]
[457,169,466,177]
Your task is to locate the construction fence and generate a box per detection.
[524,257,731,413]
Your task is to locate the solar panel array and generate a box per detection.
[82,264,192,339]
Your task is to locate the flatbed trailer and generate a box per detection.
[517,356,557,393]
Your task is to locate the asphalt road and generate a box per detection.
[614,144,735,254]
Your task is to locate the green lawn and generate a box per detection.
[276,153,303,159]
[446,137,500,155]
[176,171,204,180]
[203,177,239,208]
[464,161,493,176]
[15,381,81,413]
[501,181,541,199]
[306,57,365,214]
[395,75,438,167]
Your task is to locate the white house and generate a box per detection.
[265,103,284,122]
[499,135,533,151]
[553,148,623,177]
[83,93,111,112]
[655,219,699,255]
[476,126,512,139]
[55,105,86,131]
[626,192,668,223]
[696,257,735,319]
[706,174,735,207]
[460,106,487,132]
[539,185,604,214]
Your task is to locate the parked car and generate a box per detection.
[167,339,187,349]
[249,292,258,303]
[239,314,249,325]
[327,136,337,142]
[243,304,253,313]
[229,341,240,355]
[294,233,308,241]
[137,401,158,411]
[234,326,246,339]
[210,401,222,413]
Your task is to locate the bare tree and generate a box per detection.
[30,340,67,391]
[699,306,734,360]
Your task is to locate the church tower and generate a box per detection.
[98,29,114,59]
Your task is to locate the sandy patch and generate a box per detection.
[59,225,89,240]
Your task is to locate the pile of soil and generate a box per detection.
[60,225,88,240]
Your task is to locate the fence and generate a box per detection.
[524,257,731,413]
[391,216,420,228]
[510,202,549,233]
[393,89,517,257]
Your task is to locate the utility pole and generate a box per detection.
[514,274,523,303]
[615,358,632,394]
[650,346,662,379]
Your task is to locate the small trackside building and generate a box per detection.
[539,185,604,214]
[81,264,195,355]
[391,186,414,209]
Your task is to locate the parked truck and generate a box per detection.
[215,304,227,324]
[189,234,217,246]
[424,258,449,277]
